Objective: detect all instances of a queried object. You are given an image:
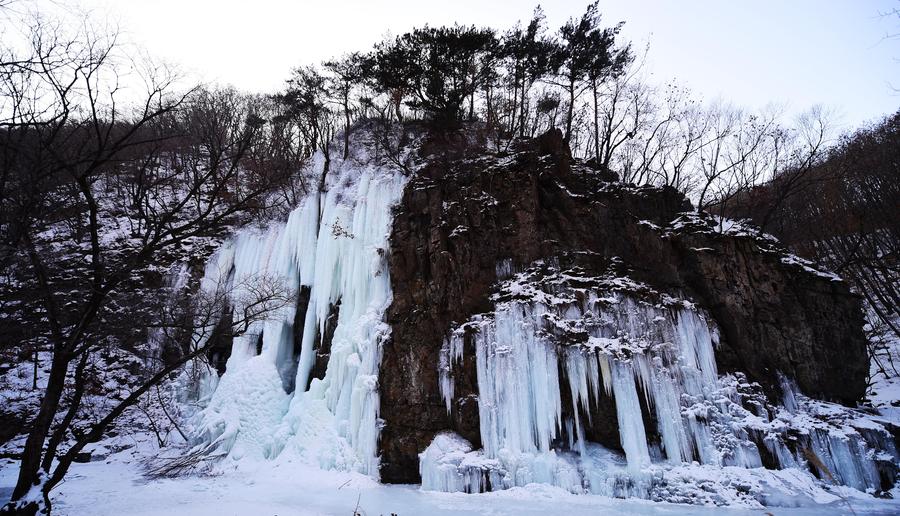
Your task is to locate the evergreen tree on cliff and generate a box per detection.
[367,25,498,128]
[501,7,562,137]
[556,1,631,143]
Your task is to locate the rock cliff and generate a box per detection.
[379,130,869,483]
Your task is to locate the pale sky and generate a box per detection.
[73,0,900,130]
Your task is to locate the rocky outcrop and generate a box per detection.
[378,129,868,483]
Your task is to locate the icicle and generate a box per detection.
[610,361,651,472]
[780,374,800,414]
[475,302,562,457]
[598,354,613,396]
[424,262,900,501]
[564,349,594,458]
[646,358,692,463]
[439,332,465,414]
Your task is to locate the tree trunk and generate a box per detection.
[510,78,519,136]
[7,350,71,513]
[343,99,351,160]
[485,84,494,128]
[564,80,576,142]
[318,149,331,199]
[592,78,600,162]
[32,348,38,390]
[393,90,403,123]
[519,82,527,137]
[41,352,90,472]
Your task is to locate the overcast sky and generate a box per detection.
[72,0,900,130]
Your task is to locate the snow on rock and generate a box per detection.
[669,212,843,283]
[419,432,496,493]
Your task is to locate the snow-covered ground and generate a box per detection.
[2,433,899,516]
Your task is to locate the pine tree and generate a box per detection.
[367,25,499,128]
[502,7,562,136]
[556,2,630,143]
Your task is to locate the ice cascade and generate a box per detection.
[190,152,406,476]
[424,264,898,502]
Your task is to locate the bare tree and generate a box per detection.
[614,82,696,188]
[754,105,833,230]
[692,103,784,213]
[274,65,337,195]
[323,53,364,160]
[0,8,297,514]
[591,57,648,170]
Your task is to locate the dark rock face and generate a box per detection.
[206,308,236,376]
[309,299,340,389]
[671,231,868,409]
[378,130,868,483]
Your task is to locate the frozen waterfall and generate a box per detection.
[190,152,406,476]
[425,264,897,500]
[182,146,895,503]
